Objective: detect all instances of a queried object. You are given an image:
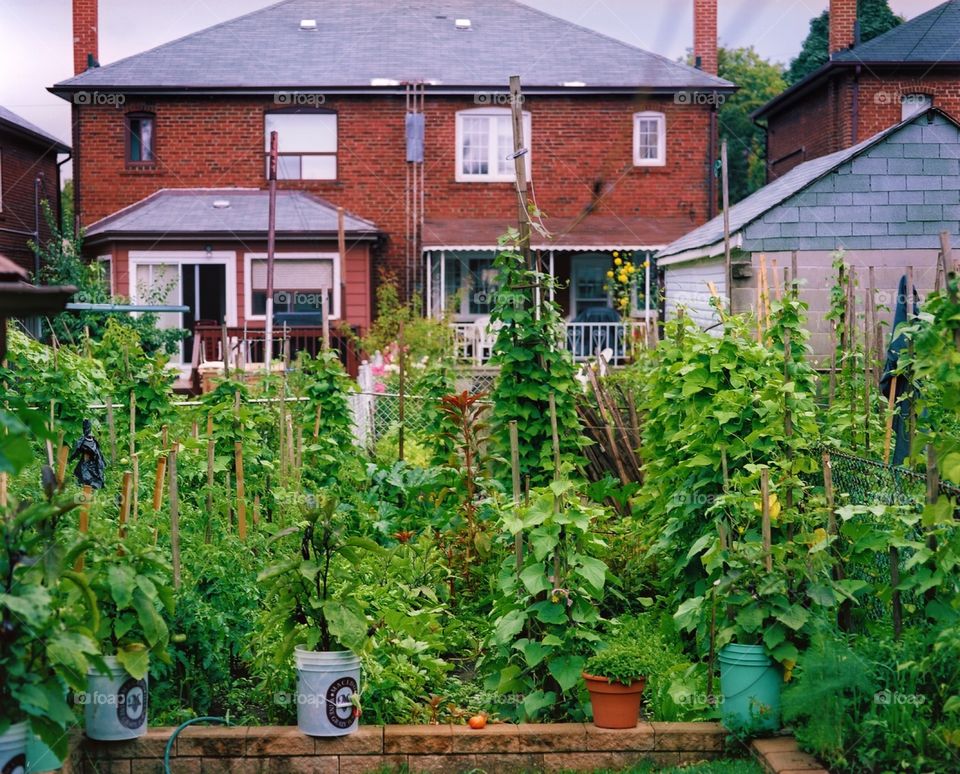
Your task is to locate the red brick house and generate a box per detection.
[756,0,960,179]
[0,106,70,278]
[52,0,732,365]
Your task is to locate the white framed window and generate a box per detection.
[633,111,666,167]
[901,93,931,121]
[455,108,532,182]
[243,252,341,321]
[264,111,337,180]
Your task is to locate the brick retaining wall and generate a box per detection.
[69,722,727,773]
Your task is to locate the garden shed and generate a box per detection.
[657,107,960,359]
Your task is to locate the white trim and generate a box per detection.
[243,251,341,321]
[633,111,666,167]
[421,243,666,252]
[657,233,742,267]
[128,250,237,326]
[455,107,532,183]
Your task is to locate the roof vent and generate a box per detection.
[455,18,471,30]
[562,80,586,87]
[212,199,231,209]
[299,19,317,31]
[370,77,400,86]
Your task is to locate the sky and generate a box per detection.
[0,0,948,178]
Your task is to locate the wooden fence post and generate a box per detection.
[118,471,132,539]
[74,485,92,571]
[168,446,181,589]
[235,441,247,540]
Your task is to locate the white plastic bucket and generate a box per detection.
[84,655,148,741]
[0,721,28,774]
[294,647,361,737]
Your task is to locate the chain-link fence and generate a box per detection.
[349,392,434,449]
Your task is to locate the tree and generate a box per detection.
[787,0,903,85]
[716,47,786,203]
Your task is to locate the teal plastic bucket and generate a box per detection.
[718,643,781,732]
[27,729,62,772]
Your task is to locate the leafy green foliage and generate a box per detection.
[489,232,582,486]
[482,481,611,720]
[585,643,651,684]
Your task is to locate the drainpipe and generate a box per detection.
[56,152,72,238]
[851,65,861,146]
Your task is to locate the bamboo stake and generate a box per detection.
[0,472,6,508]
[285,413,295,476]
[106,399,117,462]
[56,444,69,489]
[509,421,522,574]
[169,446,181,589]
[118,470,132,539]
[313,405,322,439]
[206,414,214,544]
[131,454,139,522]
[771,257,781,301]
[235,441,247,540]
[278,384,287,482]
[129,390,136,459]
[760,468,772,572]
[74,485,92,571]
[152,454,167,512]
[253,493,261,526]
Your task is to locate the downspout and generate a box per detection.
[56,152,72,239]
[851,64,861,146]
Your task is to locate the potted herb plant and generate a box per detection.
[582,643,653,728]
[259,497,381,736]
[1,483,100,768]
[82,536,173,741]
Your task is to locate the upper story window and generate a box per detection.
[265,110,337,180]
[633,111,666,167]
[126,113,155,164]
[456,108,531,182]
[901,93,932,121]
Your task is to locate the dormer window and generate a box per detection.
[455,108,531,182]
[633,111,666,167]
[126,113,155,164]
[264,110,337,180]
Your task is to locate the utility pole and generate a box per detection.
[509,76,532,273]
[263,131,279,372]
[721,139,732,314]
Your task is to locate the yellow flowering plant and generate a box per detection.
[603,250,638,316]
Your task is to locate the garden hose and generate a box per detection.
[163,716,231,774]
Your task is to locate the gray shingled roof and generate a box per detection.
[84,189,379,242]
[833,0,960,63]
[53,0,732,92]
[657,112,933,261]
[0,105,70,150]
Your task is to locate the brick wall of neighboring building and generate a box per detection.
[0,130,61,276]
[765,66,960,179]
[72,93,717,286]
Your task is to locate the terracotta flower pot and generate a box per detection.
[583,671,646,729]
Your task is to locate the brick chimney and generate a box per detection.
[693,0,718,75]
[829,0,857,56]
[73,0,98,75]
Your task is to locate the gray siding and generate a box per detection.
[742,114,960,253]
[663,258,725,335]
